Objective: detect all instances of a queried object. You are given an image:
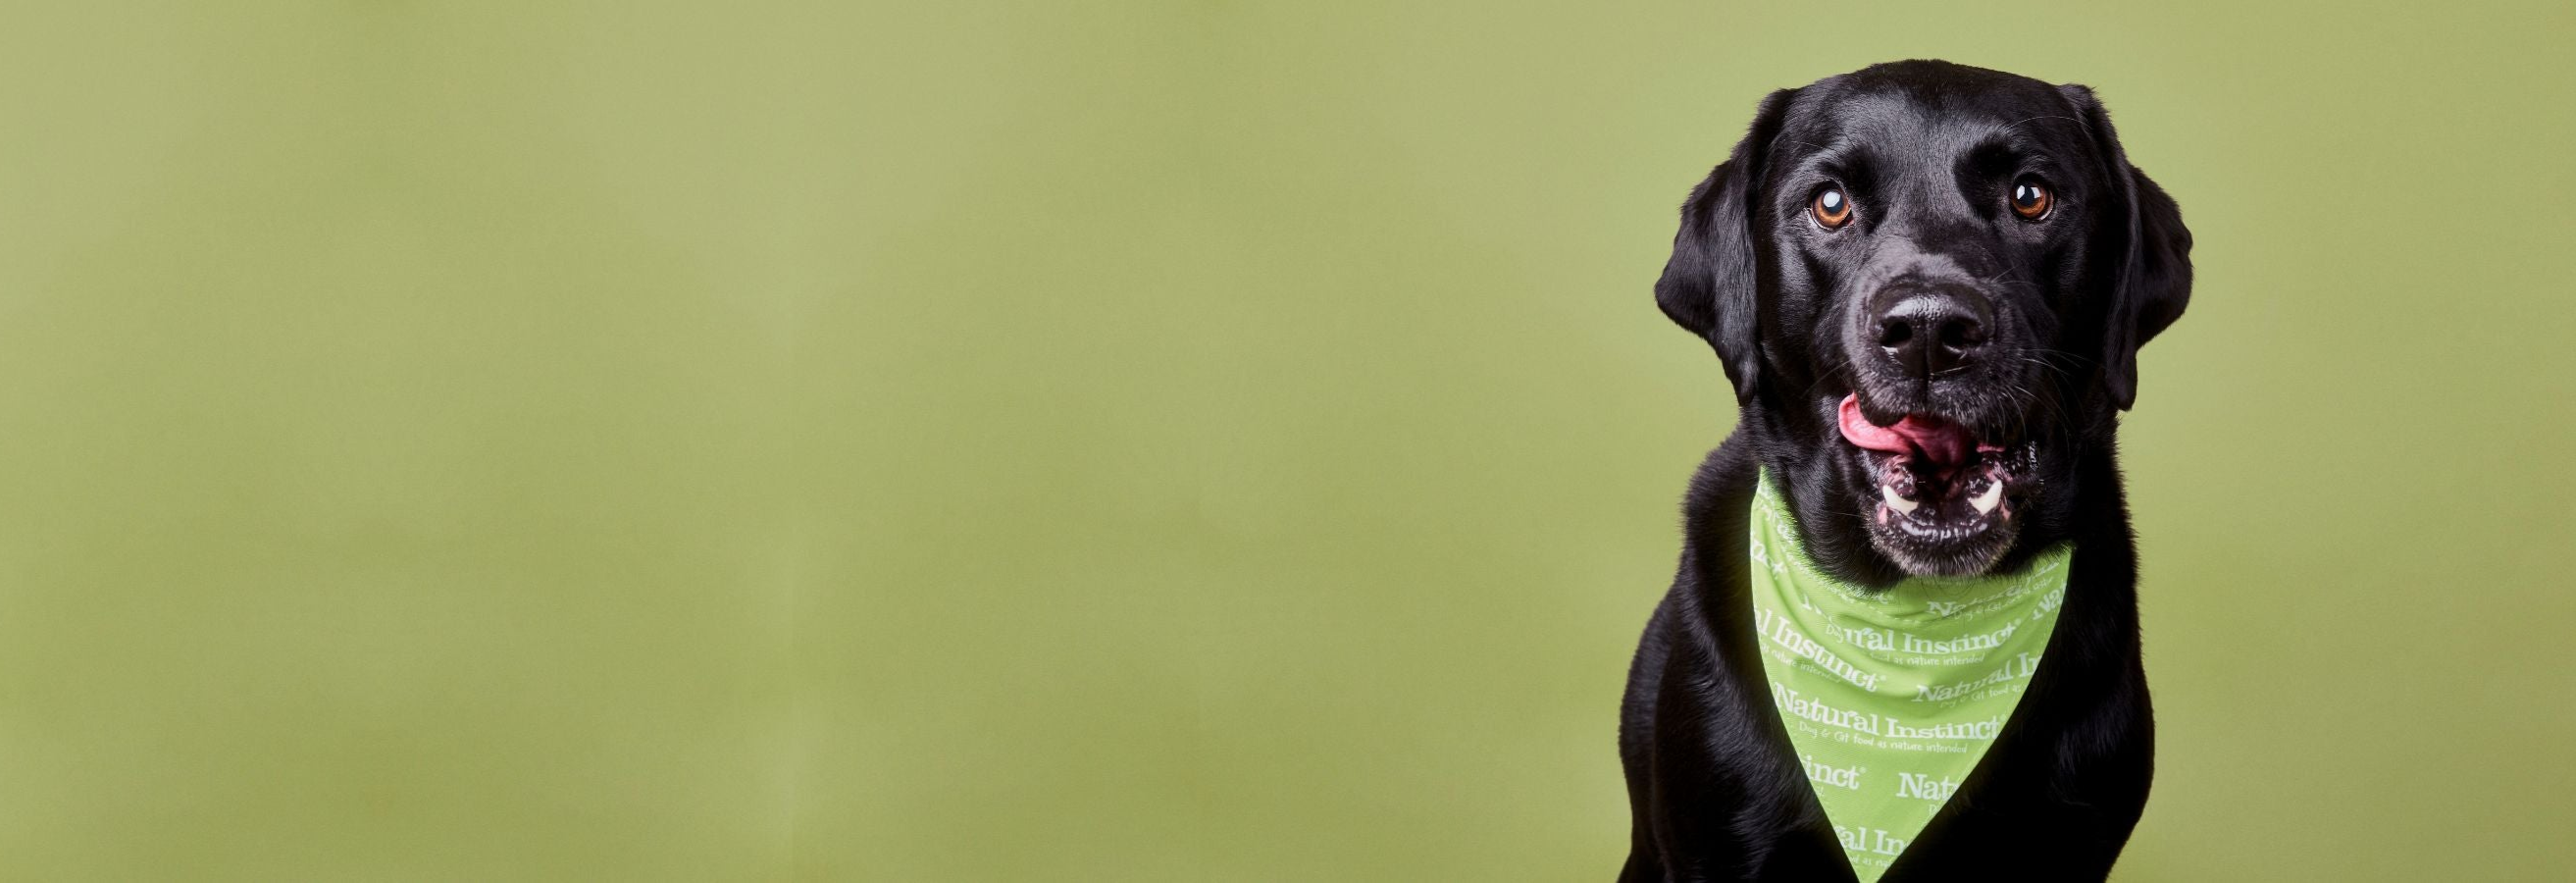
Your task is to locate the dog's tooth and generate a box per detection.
[1970,481,2004,515]
[1882,485,1919,514]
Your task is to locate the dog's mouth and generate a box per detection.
[1836,393,2034,577]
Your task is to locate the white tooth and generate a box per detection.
[1970,481,2004,515]
[1882,485,1919,514]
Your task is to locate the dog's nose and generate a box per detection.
[1875,290,1990,380]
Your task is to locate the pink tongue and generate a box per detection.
[1837,394,1979,466]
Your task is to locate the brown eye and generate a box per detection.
[1811,186,1853,230]
[2010,178,2051,220]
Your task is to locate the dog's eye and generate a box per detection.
[2010,178,2052,221]
[1811,186,1853,230]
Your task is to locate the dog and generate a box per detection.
[1618,61,2191,881]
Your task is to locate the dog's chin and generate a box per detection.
[1835,394,2038,578]
[1857,442,2033,577]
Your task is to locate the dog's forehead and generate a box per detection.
[1773,70,2087,168]
[1794,91,2070,151]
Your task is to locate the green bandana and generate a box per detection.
[1747,471,2072,881]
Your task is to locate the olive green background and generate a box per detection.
[3,1,2569,880]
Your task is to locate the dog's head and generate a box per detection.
[1658,61,2191,581]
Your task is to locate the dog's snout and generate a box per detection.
[1873,287,1991,380]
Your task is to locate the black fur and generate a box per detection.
[1620,61,2191,881]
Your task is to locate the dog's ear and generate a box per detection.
[2061,83,2193,411]
[1657,88,1795,403]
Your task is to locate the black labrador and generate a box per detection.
[1618,61,2191,881]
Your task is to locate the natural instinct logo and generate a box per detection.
[1833,824,1909,857]
[1745,472,2072,882]
[1775,683,1880,735]
[1895,772,1962,803]
[1801,753,1866,791]
[1922,558,2063,618]
[1754,606,1882,692]
[1915,652,2039,703]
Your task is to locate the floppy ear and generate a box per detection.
[2061,84,2193,411]
[1657,89,1795,403]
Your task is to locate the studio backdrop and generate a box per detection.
[2,2,2569,880]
